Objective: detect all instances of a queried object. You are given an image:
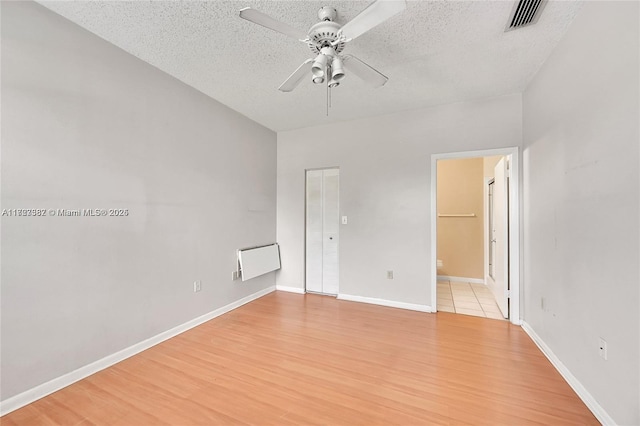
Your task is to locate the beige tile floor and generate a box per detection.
[437,281,506,320]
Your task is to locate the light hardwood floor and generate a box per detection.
[2,291,598,425]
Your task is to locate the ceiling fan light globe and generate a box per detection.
[331,57,345,81]
[328,79,340,88]
[332,71,344,81]
[311,66,324,78]
[311,54,328,78]
[312,76,325,84]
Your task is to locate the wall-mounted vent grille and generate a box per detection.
[506,0,547,31]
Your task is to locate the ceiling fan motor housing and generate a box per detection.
[307,20,345,55]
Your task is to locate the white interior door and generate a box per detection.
[305,169,339,295]
[321,169,339,294]
[305,170,323,293]
[487,158,509,318]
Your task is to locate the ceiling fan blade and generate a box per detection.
[239,7,307,41]
[278,59,314,92]
[342,55,388,88]
[339,0,406,41]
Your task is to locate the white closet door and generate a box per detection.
[305,168,339,295]
[489,158,509,318]
[305,170,323,293]
[321,169,339,295]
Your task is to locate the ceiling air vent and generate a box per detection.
[505,0,547,31]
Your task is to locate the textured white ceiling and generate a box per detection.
[37,0,583,131]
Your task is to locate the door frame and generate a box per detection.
[304,166,340,295]
[430,147,520,325]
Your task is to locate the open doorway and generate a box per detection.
[430,148,520,324]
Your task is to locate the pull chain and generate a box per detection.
[326,81,329,116]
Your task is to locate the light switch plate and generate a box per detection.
[341,216,348,225]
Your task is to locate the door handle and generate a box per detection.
[329,237,333,240]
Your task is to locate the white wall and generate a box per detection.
[1,2,276,401]
[277,94,522,307]
[522,1,639,424]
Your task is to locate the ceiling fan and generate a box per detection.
[239,0,406,92]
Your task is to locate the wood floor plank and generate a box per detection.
[2,292,599,425]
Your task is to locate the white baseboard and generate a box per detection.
[337,293,432,313]
[521,321,615,425]
[437,275,485,285]
[0,285,276,416]
[275,285,305,294]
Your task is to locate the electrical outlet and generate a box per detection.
[193,280,202,292]
[232,271,240,280]
[387,270,394,279]
[599,338,607,360]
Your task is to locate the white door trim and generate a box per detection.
[430,147,520,325]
